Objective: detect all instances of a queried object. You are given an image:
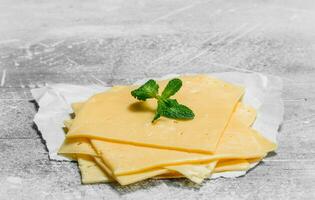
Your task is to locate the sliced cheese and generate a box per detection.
[67,75,245,153]
[232,103,256,127]
[251,130,277,152]
[59,94,275,185]
[71,102,84,114]
[77,154,169,185]
[68,102,258,178]
[59,138,218,184]
[59,137,218,184]
[93,157,169,185]
[154,173,183,179]
[61,142,172,185]
[77,155,112,184]
[155,159,251,179]
[164,161,217,184]
[58,138,98,158]
[248,157,263,163]
[214,159,250,173]
[89,105,265,176]
[61,101,269,176]
[91,139,214,176]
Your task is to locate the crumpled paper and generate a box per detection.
[31,72,283,179]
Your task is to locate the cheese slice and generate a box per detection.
[60,133,269,184]
[164,162,217,184]
[61,101,271,177]
[67,75,245,153]
[214,159,250,173]
[59,138,219,184]
[251,130,277,152]
[93,157,169,185]
[68,103,255,179]
[85,152,219,185]
[60,94,275,185]
[89,108,265,176]
[78,155,170,185]
[59,104,274,185]
[58,136,217,184]
[69,102,260,173]
[77,155,112,184]
[91,139,215,176]
[232,103,256,127]
[60,133,270,185]
[71,102,84,114]
[155,159,251,179]
[58,138,98,158]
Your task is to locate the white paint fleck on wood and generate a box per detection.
[1,69,6,87]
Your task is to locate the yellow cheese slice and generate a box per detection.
[233,103,256,127]
[60,134,268,185]
[60,135,267,184]
[251,130,277,152]
[77,155,112,184]
[70,102,260,174]
[154,173,183,179]
[67,75,245,153]
[93,156,218,185]
[67,91,259,179]
[58,138,98,158]
[61,101,270,177]
[78,156,261,184]
[164,161,217,184]
[60,138,219,184]
[71,102,84,116]
[248,157,263,163]
[90,129,263,176]
[78,155,169,185]
[155,159,250,179]
[89,109,265,176]
[68,102,258,177]
[69,103,257,179]
[91,139,216,176]
[93,157,169,185]
[58,137,217,184]
[60,96,275,185]
[214,159,250,173]
[59,137,218,184]
[59,106,276,182]
[69,102,256,134]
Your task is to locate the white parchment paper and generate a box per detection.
[31,72,283,178]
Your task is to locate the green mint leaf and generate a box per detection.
[157,99,195,120]
[152,109,161,122]
[131,79,159,101]
[161,78,182,99]
[131,78,195,122]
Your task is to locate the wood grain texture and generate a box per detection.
[0,0,315,199]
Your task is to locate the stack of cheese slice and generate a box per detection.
[58,75,276,185]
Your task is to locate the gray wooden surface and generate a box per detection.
[0,0,315,199]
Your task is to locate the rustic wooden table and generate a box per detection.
[0,0,314,199]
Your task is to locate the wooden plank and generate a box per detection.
[0,0,315,199]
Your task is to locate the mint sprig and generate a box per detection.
[131,78,195,122]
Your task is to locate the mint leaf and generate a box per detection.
[157,99,194,120]
[161,78,182,99]
[131,78,195,122]
[131,79,159,101]
[152,104,162,122]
